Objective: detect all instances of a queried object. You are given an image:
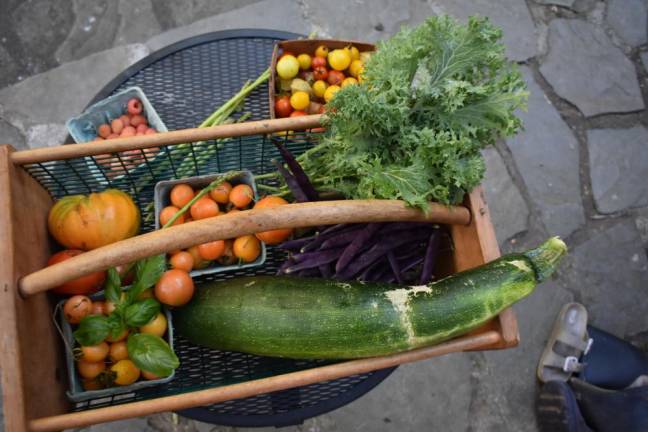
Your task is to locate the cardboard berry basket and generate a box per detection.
[268,39,375,119]
[0,115,517,432]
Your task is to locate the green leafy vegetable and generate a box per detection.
[124,299,161,327]
[292,16,527,207]
[107,311,127,339]
[105,267,122,305]
[128,254,165,302]
[74,315,110,346]
[127,333,179,377]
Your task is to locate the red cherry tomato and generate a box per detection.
[327,70,345,86]
[274,96,293,118]
[313,66,329,81]
[311,56,326,69]
[290,111,307,117]
[48,250,106,296]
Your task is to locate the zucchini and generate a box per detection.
[174,237,566,359]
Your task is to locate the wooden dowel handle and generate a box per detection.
[28,330,500,432]
[19,200,470,297]
[10,115,323,165]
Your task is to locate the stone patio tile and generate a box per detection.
[146,0,310,52]
[506,66,584,238]
[482,147,530,245]
[539,19,644,116]
[423,0,537,62]
[606,0,648,47]
[0,43,149,148]
[299,0,411,43]
[562,220,648,337]
[587,127,648,214]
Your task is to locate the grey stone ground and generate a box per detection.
[1,0,648,431]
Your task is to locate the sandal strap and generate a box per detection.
[556,332,590,352]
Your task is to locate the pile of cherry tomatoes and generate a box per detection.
[160,182,293,273]
[274,44,372,118]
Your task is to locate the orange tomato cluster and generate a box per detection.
[274,44,371,118]
[161,182,269,273]
[63,294,168,390]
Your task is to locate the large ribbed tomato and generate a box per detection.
[48,189,140,250]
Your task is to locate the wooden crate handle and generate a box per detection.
[29,330,500,432]
[10,115,323,165]
[18,200,470,297]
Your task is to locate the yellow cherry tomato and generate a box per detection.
[328,49,351,71]
[349,59,364,78]
[276,55,299,79]
[341,77,358,87]
[314,45,329,58]
[111,359,140,386]
[140,312,167,337]
[324,85,341,103]
[297,53,312,70]
[290,91,310,111]
[312,80,328,98]
[349,46,360,61]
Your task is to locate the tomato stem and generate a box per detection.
[162,171,243,228]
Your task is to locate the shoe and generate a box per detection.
[538,303,592,383]
[537,380,593,432]
[571,377,648,432]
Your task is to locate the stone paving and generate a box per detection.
[1,1,648,431]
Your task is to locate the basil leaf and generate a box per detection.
[128,254,166,302]
[105,267,122,305]
[74,315,109,346]
[124,299,161,327]
[107,312,126,339]
[127,333,179,377]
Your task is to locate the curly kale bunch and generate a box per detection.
[298,15,527,208]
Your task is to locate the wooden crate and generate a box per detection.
[268,39,375,119]
[0,115,517,431]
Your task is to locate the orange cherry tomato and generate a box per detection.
[82,378,103,391]
[233,235,261,263]
[290,110,307,117]
[218,240,237,265]
[80,342,109,363]
[64,295,93,324]
[169,251,194,272]
[109,341,129,362]
[170,184,194,208]
[77,360,106,380]
[190,197,220,220]
[253,196,293,245]
[197,240,226,260]
[106,328,129,343]
[141,370,161,380]
[187,245,210,269]
[89,301,106,316]
[155,269,195,306]
[160,206,184,227]
[229,184,254,208]
[210,181,232,204]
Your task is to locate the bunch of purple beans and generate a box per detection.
[277,222,442,284]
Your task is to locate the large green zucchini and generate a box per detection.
[174,237,566,359]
